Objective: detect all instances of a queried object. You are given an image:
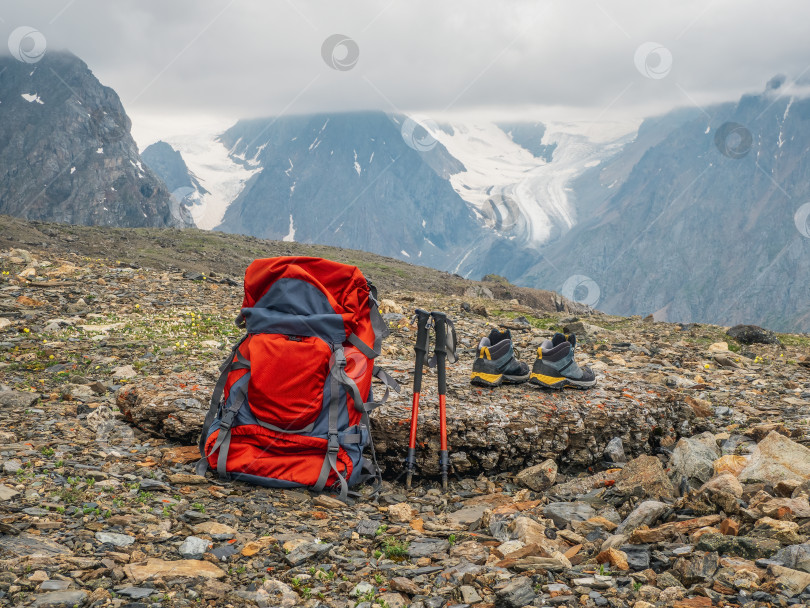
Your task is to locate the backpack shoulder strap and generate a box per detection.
[195,333,249,476]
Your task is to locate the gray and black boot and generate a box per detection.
[470,329,530,387]
[529,332,596,389]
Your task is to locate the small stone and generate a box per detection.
[750,517,803,545]
[38,581,69,592]
[313,495,345,509]
[719,518,740,536]
[772,543,810,569]
[674,551,719,585]
[767,564,810,597]
[28,570,49,582]
[616,500,668,535]
[191,521,237,540]
[389,577,421,595]
[179,536,210,559]
[496,540,525,556]
[117,587,156,599]
[95,532,135,547]
[604,437,626,463]
[356,519,380,537]
[713,454,749,477]
[656,571,685,589]
[515,458,558,491]
[407,537,450,558]
[387,502,417,523]
[700,473,743,498]
[596,547,629,571]
[460,584,483,603]
[377,592,407,608]
[351,581,375,597]
[0,484,20,501]
[543,501,597,527]
[112,364,137,379]
[284,541,332,566]
[496,576,536,608]
[168,473,208,485]
[0,391,41,408]
[620,545,651,570]
[3,459,22,474]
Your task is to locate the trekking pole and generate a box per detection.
[405,309,431,489]
[431,311,450,492]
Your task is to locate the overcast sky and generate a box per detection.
[3,0,810,147]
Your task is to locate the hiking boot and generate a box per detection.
[529,332,596,389]
[470,329,530,387]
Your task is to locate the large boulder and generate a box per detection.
[612,455,676,501]
[739,432,810,485]
[670,432,720,489]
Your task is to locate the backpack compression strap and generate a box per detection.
[313,346,400,500]
[195,334,249,477]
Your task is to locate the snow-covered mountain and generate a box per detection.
[526,81,810,332]
[144,111,635,278]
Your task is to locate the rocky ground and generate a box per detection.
[1,236,810,608]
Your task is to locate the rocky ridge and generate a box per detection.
[1,230,809,608]
[0,52,193,229]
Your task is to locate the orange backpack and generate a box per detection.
[197,257,398,498]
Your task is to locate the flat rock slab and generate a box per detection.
[0,532,73,558]
[120,373,694,477]
[372,386,694,475]
[0,390,41,408]
[32,590,88,608]
[124,558,226,583]
[0,484,20,501]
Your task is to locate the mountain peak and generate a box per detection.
[0,51,193,228]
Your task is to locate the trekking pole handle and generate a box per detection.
[431,311,448,393]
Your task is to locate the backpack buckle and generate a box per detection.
[327,434,340,455]
[220,409,237,431]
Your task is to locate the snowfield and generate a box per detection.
[164,131,260,230]
[429,119,638,246]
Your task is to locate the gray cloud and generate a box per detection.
[3,0,810,139]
